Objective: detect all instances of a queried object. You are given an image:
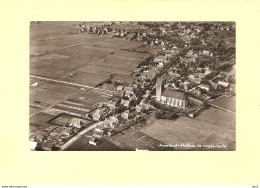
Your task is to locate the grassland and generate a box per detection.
[140,107,236,150]
[30,79,81,107]
[30,22,152,87]
[65,136,122,151]
[210,96,236,112]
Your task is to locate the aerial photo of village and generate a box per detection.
[30,21,236,151]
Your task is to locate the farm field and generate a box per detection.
[65,89,110,110]
[30,22,151,88]
[65,136,122,151]
[140,107,236,151]
[30,80,81,107]
[210,96,236,112]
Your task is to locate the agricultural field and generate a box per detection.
[65,136,122,151]
[65,89,111,110]
[140,107,236,151]
[210,96,236,112]
[30,80,81,108]
[30,22,151,87]
[30,112,56,130]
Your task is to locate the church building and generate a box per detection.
[156,78,188,109]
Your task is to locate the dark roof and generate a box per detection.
[162,88,187,100]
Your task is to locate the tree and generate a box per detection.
[165,112,179,120]
[155,111,165,119]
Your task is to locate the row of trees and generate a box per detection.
[155,110,179,120]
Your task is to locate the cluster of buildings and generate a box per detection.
[30,117,86,151]
[77,24,112,34]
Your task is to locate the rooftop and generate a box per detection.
[162,88,187,100]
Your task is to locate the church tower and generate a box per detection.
[156,77,163,102]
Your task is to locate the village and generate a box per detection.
[30,22,236,151]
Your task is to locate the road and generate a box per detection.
[59,121,103,151]
[30,75,114,93]
[207,102,236,114]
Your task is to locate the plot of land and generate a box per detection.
[30,22,79,41]
[30,23,149,87]
[210,96,236,112]
[65,136,122,151]
[66,89,110,110]
[30,81,81,107]
[140,107,236,150]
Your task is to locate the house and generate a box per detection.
[104,100,120,110]
[136,102,150,113]
[92,133,102,139]
[190,87,202,96]
[202,50,210,56]
[35,134,44,142]
[95,125,104,133]
[188,75,195,80]
[218,81,229,88]
[183,81,194,90]
[143,90,150,98]
[69,118,83,129]
[154,55,167,63]
[210,82,218,90]
[117,85,124,91]
[42,142,54,151]
[186,50,194,58]
[121,99,130,107]
[62,127,74,136]
[104,116,119,128]
[205,69,212,75]
[108,116,119,128]
[93,108,105,121]
[199,84,210,91]
[124,86,134,95]
[142,69,157,80]
[194,78,201,84]
[158,62,164,69]
[107,129,116,137]
[130,111,141,121]
[198,73,206,79]
[121,110,131,120]
[135,105,143,113]
[89,137,101,146]
[115,90,125,97]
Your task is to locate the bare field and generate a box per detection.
[30,23,79,41]
[66,89,110,110]
[210,96,236,112]
[62,71,110,87]
[140,107,236,150]
[65,136,122,151]
[30,23,149,86]
[30,82,81,107]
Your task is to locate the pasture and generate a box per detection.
[140,107,236,150]
[30,22,150,87]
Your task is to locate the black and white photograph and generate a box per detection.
[29,21,236,151]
